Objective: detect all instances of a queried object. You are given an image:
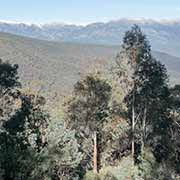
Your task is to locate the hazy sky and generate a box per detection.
[1,0,180,24]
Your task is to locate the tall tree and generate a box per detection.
[114,25,170,164]
[0,59,50,179]
[64,74,112,173]
[169,85,180,173]
[114,25,147,163]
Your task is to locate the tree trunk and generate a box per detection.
[141,105,147,154]
[132,103,135,166]
[93,131,98,174]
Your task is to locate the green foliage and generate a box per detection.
[101,156,133,179]
[84,156,133,179]
[102,173,118,180]
[84,171,101,180]
[0,60,21,128]
[64,73,113,170]
[0,93,50,180]
[0,60,50,179]
[132,148,157,180]
[30,122,82,180]
[114,25,171,164]
[153,162,178,180]
[21,94,50,151]
[0,59,20,90]
[84,171,117,180]
[100,116,130,166]
[65,73,112,133]
[0,132,36,180]
[168,85,180,173]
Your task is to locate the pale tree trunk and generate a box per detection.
[93,131,98,174]
[141,105,147,154]
[41,131,45,145]
[131,47,137,166]
[131,90,135,166]
[132,103,135,166]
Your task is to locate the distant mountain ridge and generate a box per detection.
[0,19,180,56]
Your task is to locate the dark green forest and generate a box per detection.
[0,25,180,180]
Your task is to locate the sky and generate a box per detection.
[1,0,180,25]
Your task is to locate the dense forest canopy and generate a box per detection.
[0,25,180,180]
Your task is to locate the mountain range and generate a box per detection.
[0,19,180,57]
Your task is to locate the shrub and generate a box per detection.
[83,171,101,180]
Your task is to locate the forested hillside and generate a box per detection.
[0,31,180,99]
[0,26,180,180]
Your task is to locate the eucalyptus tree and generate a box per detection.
[64,73,112,173]
[114,25,170,164]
